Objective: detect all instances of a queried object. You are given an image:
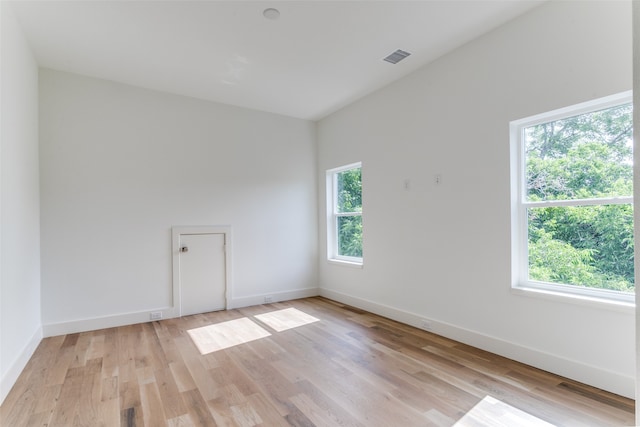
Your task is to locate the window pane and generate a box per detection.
[337,168,362,213]
[337,215,362,258]
[525,104,632,201]
[527,205,634,293]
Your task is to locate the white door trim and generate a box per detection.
[171,225,232,317]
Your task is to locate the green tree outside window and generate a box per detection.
[524,103,634,293]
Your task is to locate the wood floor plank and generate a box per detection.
[169,361,197,393]
[425,408,457,426]
[243,393,291,427]
[207,383,249,426]
[207,397,241,426]
[182,389,218,427]
[119,373,145,427]
[76,372,104,426]
[98,397,121,427]
[44,345,77,386]
[227,344,302,417]
[180,353,220,402]
[289,392,358,427]
[140,381,169,427]
[293,379,365,427]
[48,373,83,426]
[168,413,197,427]
[69,332,93,369]
[230,401,263,427]
[389,365,479,415]
[155,366,189,420]
[101,376,119,402]
[153,320,184,365]
[209,351,261,398]
[507,368,633,425]
[282,404,315,427]
[0,297,634,426]
[143,322,172,371]
[0,388,38,426]
[100,327,120,380]
[121,406,136,427]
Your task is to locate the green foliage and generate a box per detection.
[527,142,632,201]
[337,168,362,213]
[528,229,598,286]
[525,103,634,293]
[338,216,362,257]
[337,168,362,257]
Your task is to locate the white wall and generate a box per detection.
[318,1,634,397]
[0,3,42,404]
[39,69,318,334]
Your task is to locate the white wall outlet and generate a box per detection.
[264,296,273,303]
[434,174,442,185]
[150,311,163,321]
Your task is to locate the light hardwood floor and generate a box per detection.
[0,297,634,426]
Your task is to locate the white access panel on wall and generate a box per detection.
[172,226,232,316]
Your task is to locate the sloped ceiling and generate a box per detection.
[10,1,542,120]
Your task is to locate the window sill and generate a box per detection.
[511,285,634,313]
[327,259,363,269]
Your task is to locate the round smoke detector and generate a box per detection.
[263,8,280,20]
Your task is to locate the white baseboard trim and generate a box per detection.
[229,288,320,310]
[42,287,321,337]
[319,288,635,399]
[1,326,43,405]
[43,306,177,337]
[229,287,319,309]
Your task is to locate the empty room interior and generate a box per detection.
[1,0,638,426]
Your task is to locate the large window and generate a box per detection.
[511,93,633,303]
[327,163,362,264]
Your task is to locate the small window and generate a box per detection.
[327,163,362,264]
[511,93,633,303]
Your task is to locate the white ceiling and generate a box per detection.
[9,0,542,121]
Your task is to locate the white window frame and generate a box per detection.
[510,92,633,305]
[326,162,363,266]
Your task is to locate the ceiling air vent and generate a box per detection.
[383,49,411,64]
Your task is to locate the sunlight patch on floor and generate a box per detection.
[254,307,320,332]
[454,395,555,427]
[187,317,271,354]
